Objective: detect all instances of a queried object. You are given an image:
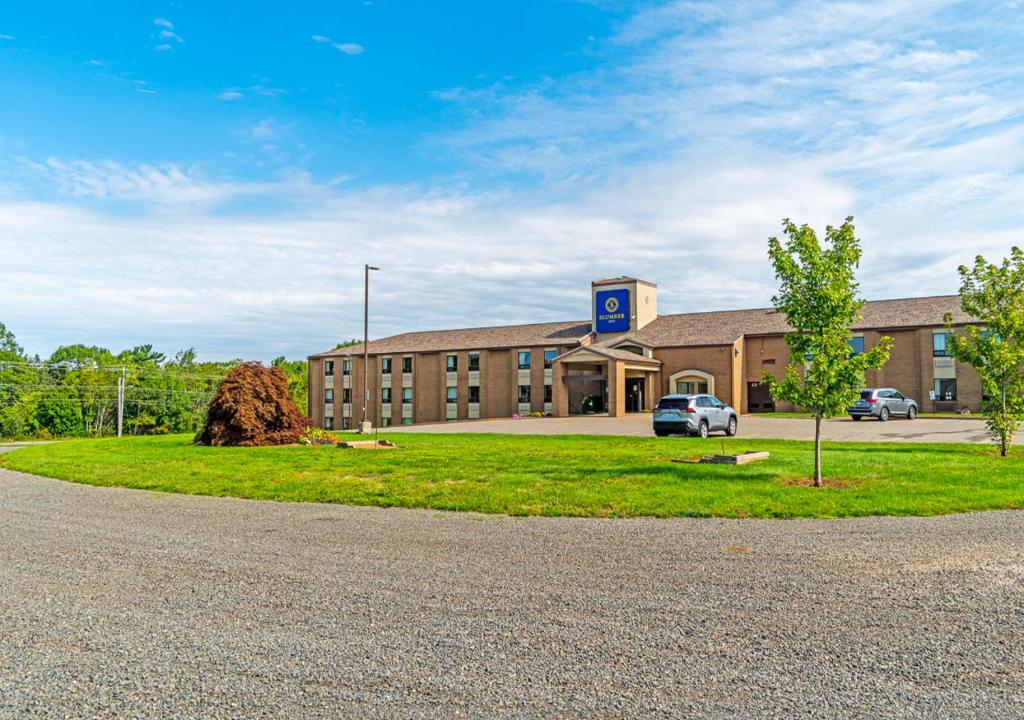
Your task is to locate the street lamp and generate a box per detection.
[362,264,380,432]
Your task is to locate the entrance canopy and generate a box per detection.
[551,345,661,417]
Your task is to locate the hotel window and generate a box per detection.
[402,387,413,404]
[342,358,352,376]
[847,337,864,356]
[933,333,950,357]
[325,388,334,404]
[342,388,351,404]
[518,385,531,403]
[544,385,552,403]
[325,416,333,428]
[518,351,531,370]
[934,378,957,401]
[468,352,480,371]
[446,354,458,372]
[325,360,334,377]
[543,349,557,368]
[402,356,413,373]
[381,387,392,404]
[342,418,351,430]
[381,356,392,375]
[381,417,391,428]
[401,417,413,426]
[446,386,457,403]
[468,386,480,403]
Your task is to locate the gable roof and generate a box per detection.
[311,295,973,358]
[555,345,662,366]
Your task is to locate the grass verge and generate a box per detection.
[0,433,1020,519]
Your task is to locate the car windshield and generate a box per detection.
[860,390,874,400]
[656,398,689,410]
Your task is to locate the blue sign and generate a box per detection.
[595,289,630,333]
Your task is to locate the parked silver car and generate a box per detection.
[848,388,918,421]
[653,394,738,438]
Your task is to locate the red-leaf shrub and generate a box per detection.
[196,363,311,446]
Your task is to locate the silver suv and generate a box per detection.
[653,394,738,438]
[848,388,918,421]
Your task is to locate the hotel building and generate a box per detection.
[308,276,978,429]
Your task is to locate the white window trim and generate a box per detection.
[668,369,715,396]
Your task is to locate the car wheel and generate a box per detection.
[697,421,709,438]
[879,406,890,422]
[851,415,862,421]
[725,417,737,436]
[907,405,917,420]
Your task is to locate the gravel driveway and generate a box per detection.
[1,467,1022,719]
[386,413,1010,444]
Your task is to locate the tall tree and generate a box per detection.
[764,217,892,486]
[945,248,1024,457]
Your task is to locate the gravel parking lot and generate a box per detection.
[387,413,1012,444]
[1,466,1022,719]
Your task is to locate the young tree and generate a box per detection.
[764,217,892,486]
[945,248,1024,457]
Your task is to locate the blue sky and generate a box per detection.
[2,1,1024,360]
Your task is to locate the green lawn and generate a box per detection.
[1,433,1021,519]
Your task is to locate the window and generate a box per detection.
[342,417,351,430]
[543,349,557,368]
[934,378,957,401]
[675,380,708,395]
[468,386,480,404]
[696,396,712,408]
[381,387,392,404]
[848,337,865,356]
[543,385,552,403]
[401,417,413,426]
[325,416,334,428]
[402,387,413,404]
[381,357,392,375]
[381,417,391,428]
[402,356,413,373]
[446,386,457,403]
[518,385,531,403]
[342,359,352,376]
[325,360,334,377]
[518,351,531,370]
[446,354,458,372]
[933,333,950,357]
[468,353,480,371]
[340,388,349,404]
[325,388,334,404]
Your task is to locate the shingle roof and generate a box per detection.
[556,345,662,366]
[312,320,593,358]
[622,295,972,348]
[311,295,973,358]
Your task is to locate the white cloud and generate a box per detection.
[333,42,364,55]
[154,43,173,52]
[218,90,244,101]
[159,29,184,44]
[153,18,174,29]
[311,35,364,54]
[0,33,15,40]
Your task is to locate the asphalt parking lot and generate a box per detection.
[387,413,1012,444]
[1,465,1022,719]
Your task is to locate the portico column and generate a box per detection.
[607,360,626,417]
[551,360,569,417]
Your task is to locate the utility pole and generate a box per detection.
[362,264,380,432]
[117,365,125,438]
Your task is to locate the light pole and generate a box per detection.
[362,264,380,432]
